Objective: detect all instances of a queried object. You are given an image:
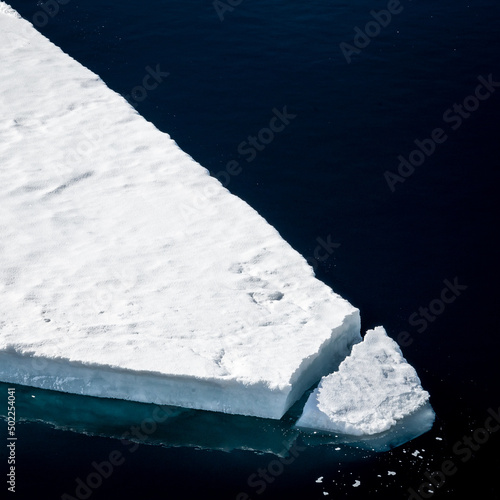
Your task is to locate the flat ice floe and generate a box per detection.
[296,327,435,446]
[0,4,361,419]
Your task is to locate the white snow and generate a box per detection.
[0,2,17,17]
[296,327,434,436]
[0,4,361,419]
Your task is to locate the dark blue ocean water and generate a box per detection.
[2,0,500,498]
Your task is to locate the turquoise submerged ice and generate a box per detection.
[0,2,433,444]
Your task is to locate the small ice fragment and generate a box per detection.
[316,477,323,483]
[295,327,434,443]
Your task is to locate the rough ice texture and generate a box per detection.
[0,4,361,419]
[296,327,431,435]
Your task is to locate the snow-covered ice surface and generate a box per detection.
[0,4,361,419]
[296,327,434,450]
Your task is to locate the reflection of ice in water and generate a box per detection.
[1,378,433,455]
[2,382,298,456]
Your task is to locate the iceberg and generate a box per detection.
[0,3,361,419]
[296,327,435,449]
